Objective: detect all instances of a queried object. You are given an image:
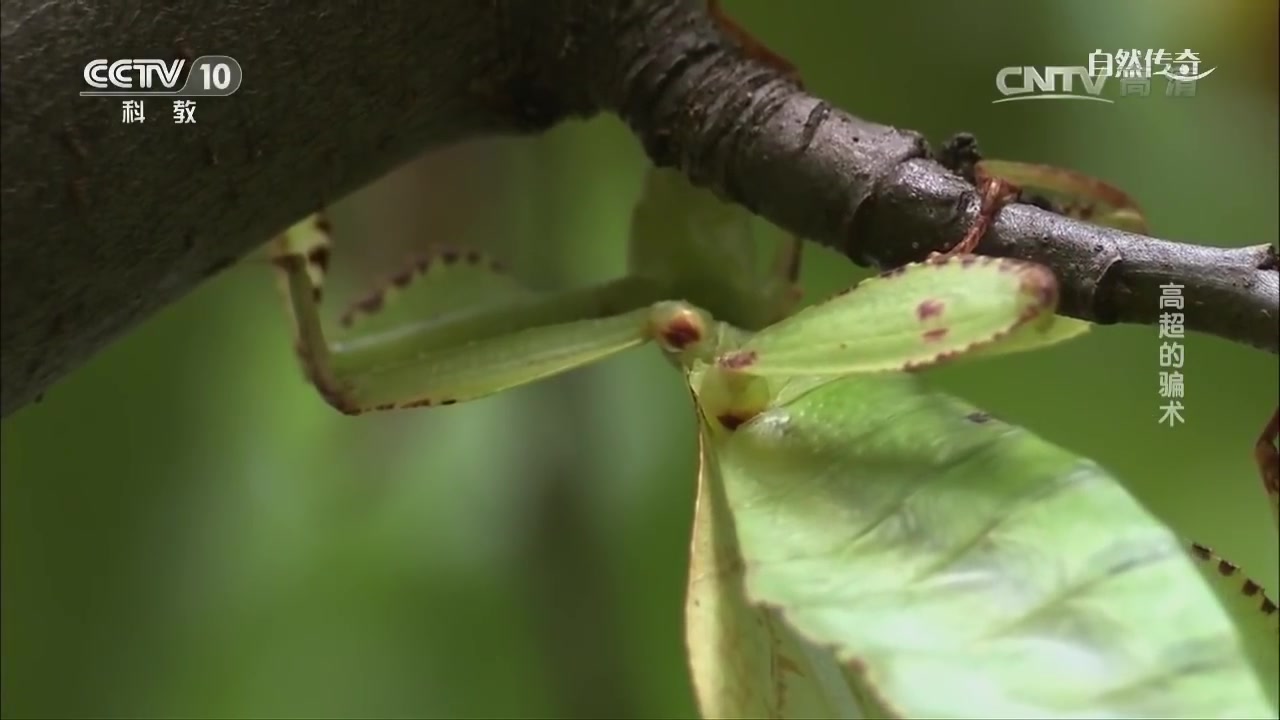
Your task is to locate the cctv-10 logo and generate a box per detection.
[83,59,187,92]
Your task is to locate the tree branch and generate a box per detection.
[2,0,1275,418]
[0,0,581,417]
[598,0,1279,353]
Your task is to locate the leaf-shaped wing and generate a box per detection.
[976,160,1150,235]
[718,256,1078,377]
[693,371,1277,718]
[687,422,901,718]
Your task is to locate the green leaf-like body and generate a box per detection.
[688,370,1277,719]
[687,428,873,718]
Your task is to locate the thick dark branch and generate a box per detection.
[600,0,1279,353]
[0,0,580,417]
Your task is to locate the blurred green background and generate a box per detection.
[3,1,1277,717]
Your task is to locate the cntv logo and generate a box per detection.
[993,66,1111,104]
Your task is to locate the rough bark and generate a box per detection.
[2,0,1276,417]
[0,0,579,416]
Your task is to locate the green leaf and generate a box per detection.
[689,370,1277,718]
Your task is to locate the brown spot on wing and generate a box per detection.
[355,294,384,316]
[391,269,414,288]
[922,328,948,343]
[902,347,966,371]
[1017,267,1059,311]
[916,299,945,321]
